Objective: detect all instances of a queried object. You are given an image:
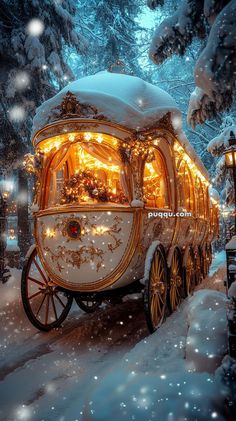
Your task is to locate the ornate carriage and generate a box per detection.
[21,72,219,332]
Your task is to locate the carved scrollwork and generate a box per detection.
[51,91,110,123]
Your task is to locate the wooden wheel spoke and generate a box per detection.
[157,290,164,305]
[28,277,44,287]
[51,295,58,321]
[45,294,50,325]
[36,294,46,317]
[33,258,48,283]
[55,293,66,309]
[29,290,43,300]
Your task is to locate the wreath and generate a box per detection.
[60,169,128,204]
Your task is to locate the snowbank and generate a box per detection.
[84,290,229,420]
[32,71,181,134]
[0,268,21,311]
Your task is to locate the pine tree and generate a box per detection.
[75,0,143,76]
[0,0,87,259]
[148,0,236,127]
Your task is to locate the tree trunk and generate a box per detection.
[17,168,31,262]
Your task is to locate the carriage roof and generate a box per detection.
[32,71,209,180]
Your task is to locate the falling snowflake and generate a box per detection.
[26,18,44,36]
[14,71,30,91]
[9,105,26,122]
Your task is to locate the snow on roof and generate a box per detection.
[32,71,209,179]
[32,71,180,134]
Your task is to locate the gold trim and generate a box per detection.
[36,205,133,217]
[33,119,134,147]
[35,208,141,292]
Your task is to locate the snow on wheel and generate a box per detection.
[144,246,168,333]
[184,249,195,296]
[21,247,73,331]
[75,294,102,313]
[169,248,184,312]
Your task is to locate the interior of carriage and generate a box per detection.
[38,132,209,217]
[39,132,170,210]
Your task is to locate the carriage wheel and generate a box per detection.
[206,244,212,272]
[184,250,195,296]
[208,244,213,266]
[169,249,184,312]
[195,248,203,285]
[21,247,73,331]
[204,246,210,277]
[75,294,102,313]
[144,246,168,333]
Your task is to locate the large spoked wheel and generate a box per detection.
[169,249,184,312]
[75,294,102,313]
[208,244,213,266]
[144,246,168,333]
[184,250,195,296]
[205,244,212,274]
[195,248,203,285]
[21,247,73,331]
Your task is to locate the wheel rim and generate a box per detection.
[195,252,202,285]
[145,249,167,332]
[169,250,182,311]
[22,248,72,330]
[185,253,194,296]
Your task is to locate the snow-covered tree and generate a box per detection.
[208,123,236,205]
[73,0,144,77]
[148,0,236,127]
[0,0,87,258]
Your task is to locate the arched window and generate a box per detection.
[45,140,131,208]
[143,149,170,208]
[195,178,205,218]
[177,161,194,212]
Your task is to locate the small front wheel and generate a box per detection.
[144,246,168,333]
[21,247,73,331]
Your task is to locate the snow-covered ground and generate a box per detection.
[0,251,235,420]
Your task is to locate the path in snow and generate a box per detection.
[0,251,229,420]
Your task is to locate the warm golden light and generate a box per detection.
[93,225,109,235]
[224,149,236,168]
[46,228,56,238]
[174,141,210,186]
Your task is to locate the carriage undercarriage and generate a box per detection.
[21,242,213,332]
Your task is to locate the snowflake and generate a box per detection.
[26,18,44,36]
[9,105,26,122]
[14,71,30,90]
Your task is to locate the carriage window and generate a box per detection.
[143,150,169,208]
[177,162,194,212]
[195,178,205,218]
[46,142,130,207]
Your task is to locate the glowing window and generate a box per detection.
[46,141,130,207]
[143,150,169,208]
[177,162,194,212]
[195,178,205,218]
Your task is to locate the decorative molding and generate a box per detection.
[51,91,110,123]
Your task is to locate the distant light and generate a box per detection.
[9,106,25,122]
[26,18,44,36]
[14,71,30,90]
